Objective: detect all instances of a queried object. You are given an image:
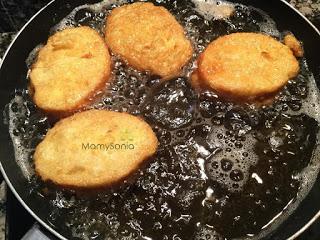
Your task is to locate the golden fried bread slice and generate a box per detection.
[105,2,193,79]
[29,26,111,117]
[34,110,158,189]
[194,32,299,101]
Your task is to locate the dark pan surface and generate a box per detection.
[0,0,320,239]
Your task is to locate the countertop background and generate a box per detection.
[0,0,319,239]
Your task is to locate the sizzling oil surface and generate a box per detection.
[6,0,320,239]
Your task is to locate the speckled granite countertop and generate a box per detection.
[0,0,319,239]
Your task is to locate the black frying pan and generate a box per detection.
[0,0,319,239]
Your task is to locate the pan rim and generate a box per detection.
[0,0,319,239]
[280,0,320,36]
[0,2,67,239]
[278,2,320,239]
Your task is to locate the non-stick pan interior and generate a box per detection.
[0,0,320,239]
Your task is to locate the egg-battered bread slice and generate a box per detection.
[34,110,158,189]
[105,2,193,79]
[29,26,111,117]
[193,32,299,102]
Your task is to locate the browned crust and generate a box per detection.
[191,70,280,106]
[34,110,159,189]
[29,26,112,119]
[38,154,156,193]
[29,70,110,121]
[105,2,193,79]
[192,32,300,104]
